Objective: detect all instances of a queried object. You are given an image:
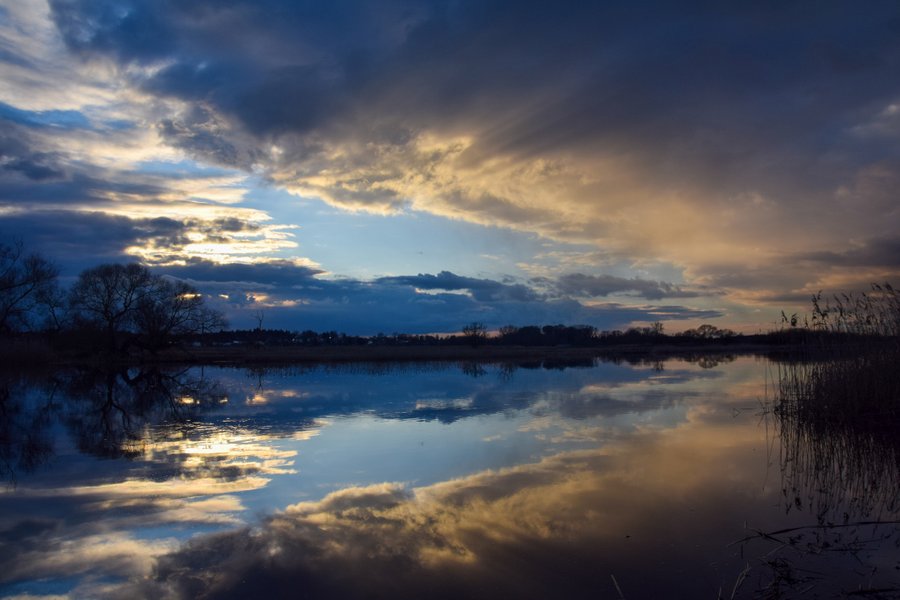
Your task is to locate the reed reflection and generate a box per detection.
[733,355,900,598]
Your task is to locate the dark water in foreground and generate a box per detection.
[2,356,899,599]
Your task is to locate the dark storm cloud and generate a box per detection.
[794,235,900,268]
[379,270,538,302]
[380,271,708,304]
[50,0,176,62]
[47,1,900,190]
[31,0,900,314]
[0,170,160,205]
[50,0,422,137]
[552,273,705,300]
[161,259,324,288]
[0,210,189,269]
[1,153,65,181]
[158,107,247,168]
[158,261,719,334]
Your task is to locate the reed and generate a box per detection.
[773,283,900,522]
[809,282,900,338]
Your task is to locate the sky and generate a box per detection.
[1,0,899,334]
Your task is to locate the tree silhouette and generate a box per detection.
[462,321,487,346]
[70,263,225,353]
[135,278,227,351]
[0,240,58,334]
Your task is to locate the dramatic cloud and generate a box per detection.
[379,271,539,302]
[551,273,708,301]
[45,2,900,259]
[154,260,721,333]
[1,0,898,330]
[794,234,900,269]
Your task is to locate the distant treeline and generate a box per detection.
[181,322,807,349]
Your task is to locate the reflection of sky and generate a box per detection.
[3,357,897,598]
[188,360,722,509]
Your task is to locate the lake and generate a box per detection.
[2,355,899,599]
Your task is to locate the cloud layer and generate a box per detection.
[2,1,899,330]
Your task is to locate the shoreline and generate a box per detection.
[0,338,816,370]
[71,342,779,367]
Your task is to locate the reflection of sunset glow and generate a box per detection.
[246,389,314,404]
[186,441,235,456]
[292,427,324,441]
[248,393,269,405]
[24,475,272,499]
[146,430,301,477]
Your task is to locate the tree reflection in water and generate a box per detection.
[0,372,58,486]
[0,367,225,483]
[62,367,226,460]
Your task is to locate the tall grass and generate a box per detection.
[742,287,900,597]
[809,282,900,338]
[774,283,900,521]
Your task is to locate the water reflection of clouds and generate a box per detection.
[205,361,724,426]
[3,531,177,597]
[1,358,775,598]
[0,421,323,598]
[139,428,304,477]
[137,398,898,599]
[122,409,786,600]
[0,479,251,598]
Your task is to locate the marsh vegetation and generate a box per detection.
[745,284,900,597]
[775,283,900,441]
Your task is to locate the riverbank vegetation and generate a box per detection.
[771,283,900,524]
[775,283,900,423]
[738,286,900,597]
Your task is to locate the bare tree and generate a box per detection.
[0,240,58,334]
[462,321,487,347]
[69,263,153,351]
[69,263,226,352]
[134,278,226,351]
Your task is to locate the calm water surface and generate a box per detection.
[2,356,899,599]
